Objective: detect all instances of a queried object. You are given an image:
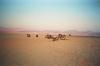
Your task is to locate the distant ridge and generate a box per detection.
[0,27,24,32]
[0,27,100,36]
[65,30,100,36]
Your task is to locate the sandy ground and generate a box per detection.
[0,32,100,66]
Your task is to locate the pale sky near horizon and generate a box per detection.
[0,0,100,32]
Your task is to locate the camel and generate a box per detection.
[52,36,59,41]
[27,34,31,37]
[45,34,53,39]
[45,34,59,41]
[36,34,39,38]
[58,34,66,40]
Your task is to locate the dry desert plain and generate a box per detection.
[0,32,100,66]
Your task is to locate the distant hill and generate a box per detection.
[65,30,100,36]
[0,27,23,32]
[0,27,100,36]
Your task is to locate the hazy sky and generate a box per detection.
[0,0,100,32]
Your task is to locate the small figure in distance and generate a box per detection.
[36,34,38,38]
[69,34,71,36]
[27,34,31,37]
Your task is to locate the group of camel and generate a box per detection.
[26,33,71,41]
[45,34,71,41]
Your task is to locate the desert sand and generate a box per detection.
[0,32,100,66]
